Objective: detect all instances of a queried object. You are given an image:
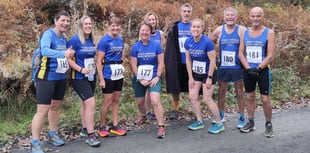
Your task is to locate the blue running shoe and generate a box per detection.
[237,116,246,129]
[208,123,225,134]
[48,134,65,146]
[31,143,44,153]
[188,121,205,131]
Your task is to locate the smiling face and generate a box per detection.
[139,24,151,42]
[224,10,237,26]
[190,19,204,38]
[109,22,121,37]
[249,7,264,27]
[54,15,70,33]
[82,17,92,36]
[147,14,157,29]
[180,6,192,23]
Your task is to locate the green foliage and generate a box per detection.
[270,68,309,104]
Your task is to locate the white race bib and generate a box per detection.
[55,58,69,74]
[110,64,124,80]
[137,65,154,81]
[178,37,187,53]
[221,50,236,67]
[246,46,263,63]
[84,58,96,76]
[192,60,206,74]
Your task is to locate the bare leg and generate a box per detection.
[32,104,50,140]
[111,91,121,126]
[83,97,96,133]
[48,100,62,131]
[218,80,227,112]
[100,93,113,126]
[189,81,203,121]
[235,80,245,114]
[261,94,272,121]
[246,92,256,119]
[150,92,165,125]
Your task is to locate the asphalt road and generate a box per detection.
[14,105,310,153]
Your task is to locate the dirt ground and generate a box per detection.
[13,105,310,153]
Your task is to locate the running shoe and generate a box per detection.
[98,126,110,137]
[237,116,247,129]
[208,123,225,134]
[31,143,44,153]
[86,135,101,147]
[80,128,88,138]
[48,134,64,146]
[157,126,165,139]
[110,125,127,136]
[240,122,256,133]
[146,112,156,120]
[188,121,205,131]
[264,123,274,138]
[134,115,147,125]
[168,110,179,120]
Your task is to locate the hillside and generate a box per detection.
[0,0,309,102]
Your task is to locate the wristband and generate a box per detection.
[80,67,83,73]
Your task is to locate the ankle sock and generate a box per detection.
[249,118,254,124]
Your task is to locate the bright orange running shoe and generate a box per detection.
[110,125,127,136]
[98,126,110,137]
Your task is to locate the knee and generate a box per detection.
[50,103,61,111]
[189,93,198,102]
[261,96,271,105]
[247,94,255,101]
[112,99,120,105]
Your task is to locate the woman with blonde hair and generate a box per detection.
[67,15,100,147]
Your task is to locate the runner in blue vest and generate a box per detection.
[210,7,247,128]
[31,10,75,153]
[97,16,127,137]
[165,3,192,120]
[67,16,100,147]
[130,22,165,138]
[238,7,276,138]
[185,18,225,134]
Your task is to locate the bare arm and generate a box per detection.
[207,50,216,77]
[130,56,138,77]
[258,29,276,69]
[156,53,164,76]
[209,26,221,44]
[185,50,193,80]
[96,51,105,81]
[238,30,251,69]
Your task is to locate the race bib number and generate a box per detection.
[55,58,69,74]
[246,46,262,63]
[137,65,154,81]
[110,64,125,80]
[84,58,96,76]
[178,37,187,53]
[221,50,236,67]
[192,60,206,74]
